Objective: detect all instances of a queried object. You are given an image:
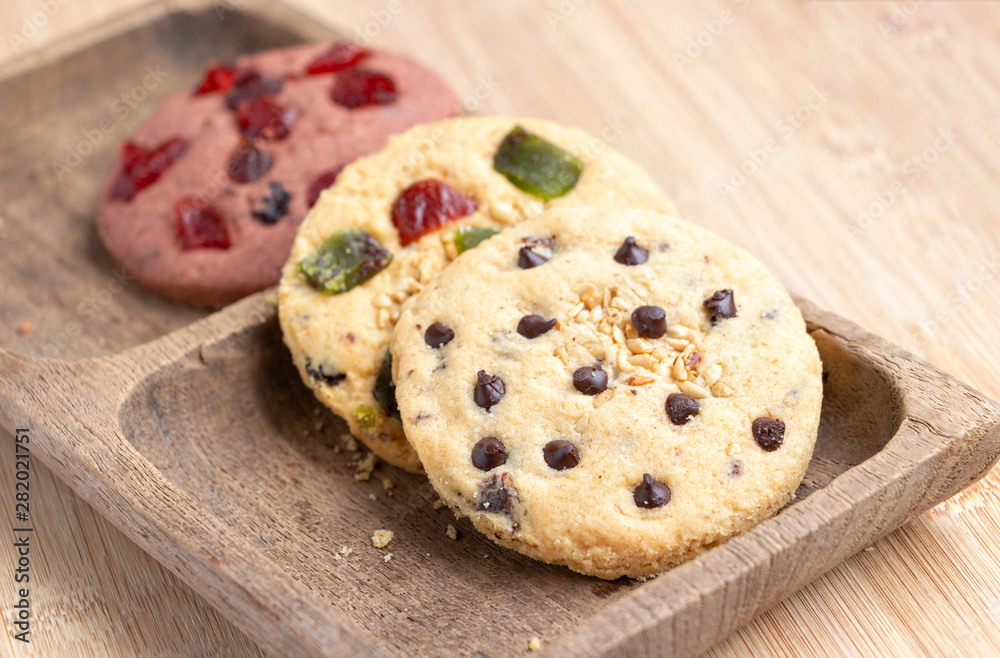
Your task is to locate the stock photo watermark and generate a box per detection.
[717,84,831,197]
[10,427,33,644]
[6,0,72,53]
[845,126,957,241]
[673,0,751,72]
[49,64,171,182]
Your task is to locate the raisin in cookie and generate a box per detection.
[97,42,459,308]
[279,117,677,472]
[390,206,822,578]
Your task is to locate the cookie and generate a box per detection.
[279,117,677,472]
[97,42,459,308]
[390,206,822,578]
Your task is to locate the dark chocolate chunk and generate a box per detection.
[518,246,548,269]
[225,70,283,110]
[373,351,400,421]
[228,138,273,183]
[573,365,608,395]
[251,181,292,224]
[543,440,580,470]
[614,236,647,266]
[752,417,785,451]
[474,472,518,514]
[474,370,505,411]
[424,322,455,348]
[631,305,667,338]
[303,358,345,386]
[517,314,557,338]
[704,289,737,321]
[633,473,671,508]
[665,392,699,425]
[472,437,508,471]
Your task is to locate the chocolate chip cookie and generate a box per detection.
[390,206,822,578]
[279,117,677,472]
[97,42,459,308]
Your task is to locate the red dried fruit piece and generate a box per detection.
[306,43,370,75]
[331,69,397,109]
[175,199,230,250]
[109,137,188,201]
[227,139,273,183]
[306,166,344,207]
[225,70,284,110]
[236,97,297,141]
[195,63,239,95]
[391,179,478,246]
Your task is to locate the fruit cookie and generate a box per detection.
[279,116,677,472]
[390,206,822,578]
[97,42,459,308]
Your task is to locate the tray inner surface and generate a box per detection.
[118,317,902,656]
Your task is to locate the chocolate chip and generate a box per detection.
[225,70,284,110]
[631,305,667,338]
[752,417,785,451]
[474,370,505,411]
[472,437,508,471]
[518,246,548,269]
[517,314,557,338]
[543,440,580,470]
[251,181,292,224]
[704,289,737,321]
[475,472,518,514]
[633,474,670,508]
[424,322,455,348]
[303,358,345,386]
[228,138,273,183]
[665,392,699,425]
[373,351,400,420]
[573,365,608,395]
[614,236,648,266]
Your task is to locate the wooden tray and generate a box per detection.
[1,2,999,657]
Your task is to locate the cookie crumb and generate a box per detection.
[339,546,352,558]
[382,478,394,491]
[433,499,446,510]
[354,472,371,482]
[16,320,33,336]
[528,636,542,651]
[372,528,394,548]
[383,552,393,562]
[446,524,457,540]
[358,452,378,473]
[368,493,377,501]
[341,433,359,451]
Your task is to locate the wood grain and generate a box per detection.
[1,0,999,656]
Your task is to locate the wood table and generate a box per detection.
[2,1,999,655]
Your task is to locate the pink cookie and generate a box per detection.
[97,43,459,308]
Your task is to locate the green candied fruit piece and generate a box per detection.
[354,405,378,431]
[493,126,583,201]
[297,229,392,295]
[455,227,500,254]
[372,350,400,421]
